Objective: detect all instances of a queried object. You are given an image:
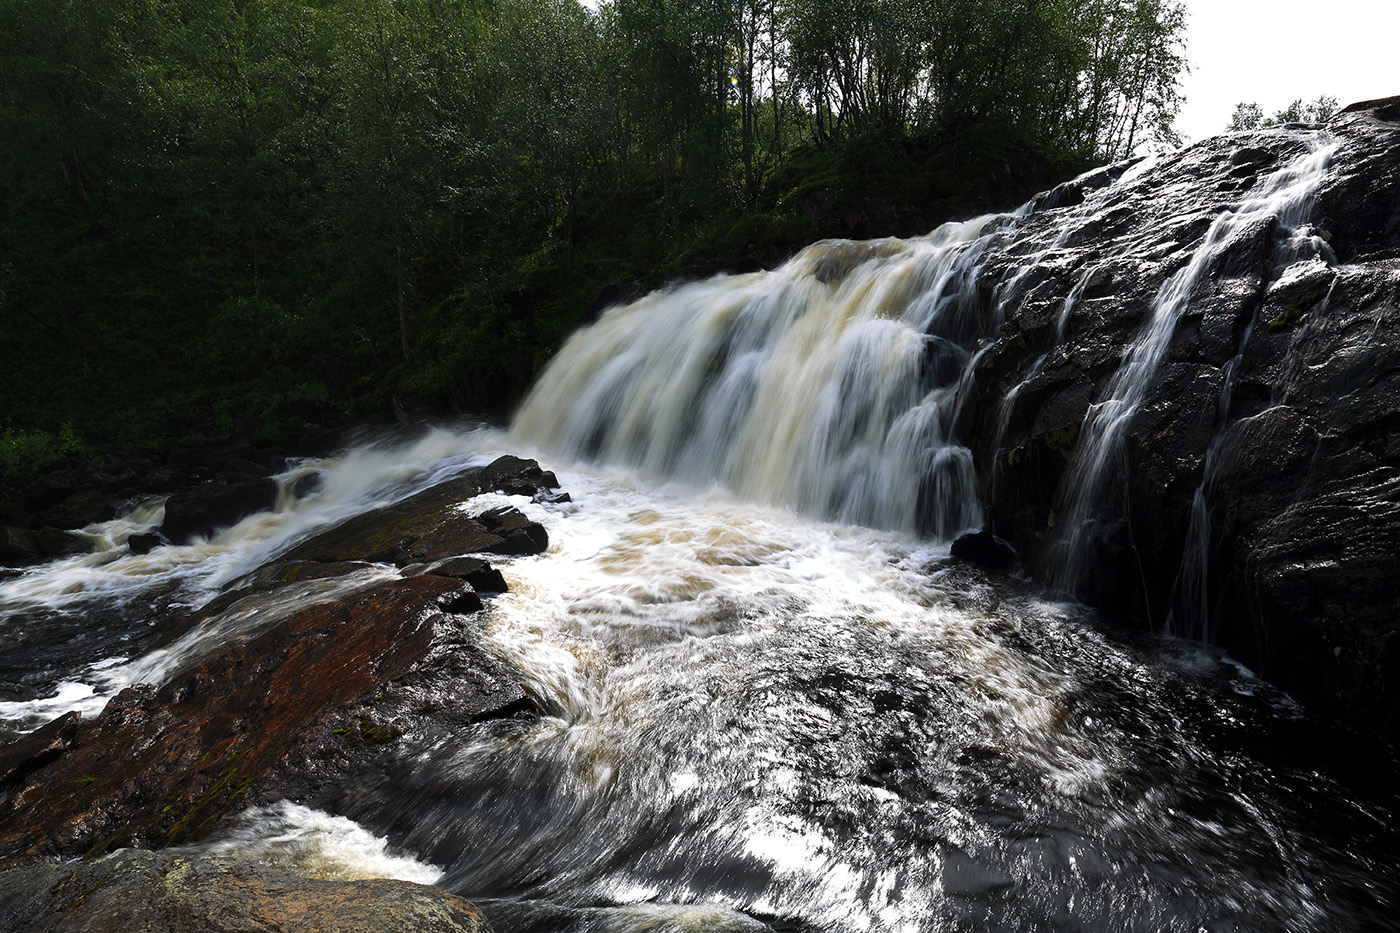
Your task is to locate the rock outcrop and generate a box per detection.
[0,454,560,929]
[0,850,490,933]
[960,96,1400,738]
[0,574,491,864]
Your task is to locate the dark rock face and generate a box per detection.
[0,850,490,933]
[951,528,1019,572]
[958,96,1400,739]
[283,456,554,565]
[406,556,509,594]
[160,478,280,543]
[0,527,42,566]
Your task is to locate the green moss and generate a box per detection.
[160,758,256,846]
[1268,293,1321,331]
[358,720,394,746]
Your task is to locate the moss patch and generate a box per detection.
[1268,292,1321,331]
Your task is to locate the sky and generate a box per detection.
[1173,0,1399,145]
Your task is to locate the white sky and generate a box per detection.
[1173,0,1399,145]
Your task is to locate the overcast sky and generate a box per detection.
[1173,0,1398,145]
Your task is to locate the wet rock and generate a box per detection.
[962,97,1400,737]
[1317,96,1400,262]
[291,471,324,500]
[0,849,490,933]
[476,506,548,555]
[0,575,473,863]
[34,527,90,560]
[411,556,509,594]
[283,457,552,566]
[0,526,43,566]
[160,478,280,543]
[473,455,560,498]
[951,528,1019,572]
[127,532,163,555]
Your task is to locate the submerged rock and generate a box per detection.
[0,849,490,933]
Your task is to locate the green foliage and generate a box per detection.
[780,0,1186,161]
[0,0,1189,453]
[0,426,84,494]
[1229,96,1340,132]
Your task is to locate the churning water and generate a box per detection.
[2,127,1396,931]
[2,430,1396,932]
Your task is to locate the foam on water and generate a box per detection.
[186,801,444,884]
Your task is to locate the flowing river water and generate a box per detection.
[1,429,1396,932]
[3,127,1399,930]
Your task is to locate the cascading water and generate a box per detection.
[3,127,1398,933]
[1048,134,1338,595]
[509,217,1028,539]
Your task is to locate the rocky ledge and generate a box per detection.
[959,96,1400,740]
[0,850,489,933]
[0,427,347,568]
[0,454,563,929]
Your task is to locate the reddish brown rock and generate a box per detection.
[0,575,471,865]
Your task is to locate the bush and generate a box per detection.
[0,426,83,493]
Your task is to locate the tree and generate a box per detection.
[1229,95,1339,131]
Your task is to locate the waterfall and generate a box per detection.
[4,125,1397,927]
[511,213,1046,537]
[1048,135,1337,595]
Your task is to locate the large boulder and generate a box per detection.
[160,478,280,543]
[0,850,490,933]
[0,526,42,566]
[0,575,493,863]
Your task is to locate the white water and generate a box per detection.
[0,428,501,732]
[185,801,445,884]
[213,444,1386,932]
[0,427,1391,930]
[510,218,1020,538]
[2,129,1393,930]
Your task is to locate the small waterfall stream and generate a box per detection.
[1047,134,1337,594]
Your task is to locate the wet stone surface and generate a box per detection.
[0,455,557,871]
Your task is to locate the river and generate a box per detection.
[2,428,1395,931]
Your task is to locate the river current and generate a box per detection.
[3,126,1399,930]
[1,428,1395,932]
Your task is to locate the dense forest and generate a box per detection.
[0,0,1186,475]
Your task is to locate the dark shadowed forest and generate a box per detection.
[0,0,1185,473]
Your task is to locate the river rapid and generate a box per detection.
[1,427,1395,932]
[5,121,1400,929]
